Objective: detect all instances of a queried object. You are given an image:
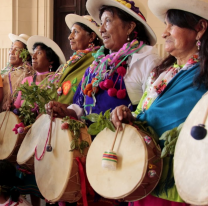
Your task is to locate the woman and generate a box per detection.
[13,35,65,206]
[14,35,66,108]
[46,0,161,205]
[46,0,161,120]
[111,0,208,205]
[0,33,33,111]
[0,160,32,206]
[40,14,102,105]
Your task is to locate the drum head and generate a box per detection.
[86,124,148,199]
[0,112,20,159]
[17,114,49,165]
[174,93,208,205]
[34,115,91,202]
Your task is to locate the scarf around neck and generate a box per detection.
[133,54,199,116]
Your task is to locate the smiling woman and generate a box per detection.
[0,34,33,112]
[110,0,208,205]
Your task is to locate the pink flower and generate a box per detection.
[61,123,69,130]
[12,122,25,134]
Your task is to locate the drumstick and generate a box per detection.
[111,127,120,151]
[46,110,53,152]
[191,106,208,140]
[202,107,208,125]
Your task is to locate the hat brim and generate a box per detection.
[148,0,208,22]
[86,0,157,46]
[27,36,66,65]
[8,33,28,45]
[65,14,102,40]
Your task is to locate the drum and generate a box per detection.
[86,123,162,202]
[33,114,91,203]
[174,93,208,205]
[17,114,49,172]
[0,111,24,162]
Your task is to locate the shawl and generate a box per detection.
[0,62,34,111]
[137,63,207,202]
[39,50,99,104]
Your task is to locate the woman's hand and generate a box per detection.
[110,105,135,129]
[45,101,78,119]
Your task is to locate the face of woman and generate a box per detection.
[68,24,93,51]
[100,11,131,52]
[32,46,52,72]
[162,17,198,59]
[9,41,25,67]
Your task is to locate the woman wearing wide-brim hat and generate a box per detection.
[46,0,161,121]
[111,0,208,205]
[45,0,161,205]
[0,33,34,112]
[14,35,66,108]
[39,14,102,105]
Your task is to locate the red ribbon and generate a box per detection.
[75,157,88,206]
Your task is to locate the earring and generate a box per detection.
[49,65,52,72]
[127,35,130,42]
[97,37,99,40]
[88,42,95,48]
[196,39,201,50]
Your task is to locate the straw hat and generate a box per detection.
[148,0,208,22]
[65,14,102,39]
[8,33,30,45]
[86,0,157,46]
[27,35,66,65]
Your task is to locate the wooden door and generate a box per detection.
[53,0,87,61]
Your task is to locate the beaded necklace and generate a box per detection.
[47,45,100,85]
[1,61,32,77]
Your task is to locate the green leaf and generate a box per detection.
[72,78,77,84]
[105,119,115,132]
[104,109,111,119]
[70,140,76,150]
[88,123,101,135]
[85,113,99,122]
[72,86,77,92]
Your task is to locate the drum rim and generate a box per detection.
[0,111,22,159]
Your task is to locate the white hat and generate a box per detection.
[8,33,30,45]
[65,14,102,39]
[148,0,208,22]
[86,0,157,46]
[27,35,66,65]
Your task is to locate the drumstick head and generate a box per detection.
[191,124,207,140]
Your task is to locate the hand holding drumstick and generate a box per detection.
[110,105,135,130]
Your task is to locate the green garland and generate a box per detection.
[62,117,89,154]
[15,81,56,125]
[19,49,30,62]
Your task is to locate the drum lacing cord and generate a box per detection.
[35,111,54,160]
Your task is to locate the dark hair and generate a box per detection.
[0,160,20,202]
[99,6,150,45]
[154,9,208,88]
[73,22,102,46]
[14,40,32,65]
[32,42,60,72]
